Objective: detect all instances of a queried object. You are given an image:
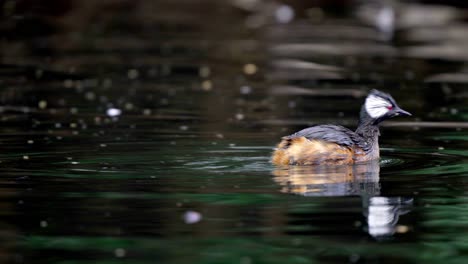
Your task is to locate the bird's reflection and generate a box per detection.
[272,161,413,239]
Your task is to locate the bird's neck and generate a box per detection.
[355,110,381,154]
[356,119,380,141]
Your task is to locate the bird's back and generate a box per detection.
[272,125,371,165]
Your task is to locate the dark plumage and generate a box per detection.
[272,89,411,165]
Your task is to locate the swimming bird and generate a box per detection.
[272,89,411,165]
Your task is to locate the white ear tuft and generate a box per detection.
[365,95,391,118]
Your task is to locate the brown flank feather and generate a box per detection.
[272,137,355,165]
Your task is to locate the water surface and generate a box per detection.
[1,1,468,263]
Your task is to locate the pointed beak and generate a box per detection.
[395,107,411,117]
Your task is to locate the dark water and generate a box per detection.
[1,1,468,263]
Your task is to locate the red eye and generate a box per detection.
[387,105,393,110]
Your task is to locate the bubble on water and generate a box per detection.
[450,108,458,115]
[70,107,78,114]
[23,155,29,160]
[179,125,189,131]
[114,248,126,258]
[275,4,294,24]
[106,108,122,117]
[55,123,62,128]
[183,211,202,224]
[70,123,77,128]
[100,144,107,148]
[235,113,245,120]
[27,140,34,144]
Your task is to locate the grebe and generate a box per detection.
[272,89,411,165]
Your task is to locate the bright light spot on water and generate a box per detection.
[376,6,395,40]
[127,69,139,79]
[438,146,445,150]
[27,140,34,144]
[70,107,78,114]
[240,86,252,94]
[396,225,410,233]
[183,211,202,224]
[38,100,47,109]
[23,155,29,160]
[40,220,47,228]
[70,123,77,128]
[235,113,244,120]
[202,80,213,91]
[243,64,257,75]
[143,109,152,115]
[114,248,126,258]
[275,5,294,24]
[179,125,189,131]
[199,66,211,78]
[106,108,122,117]
[124,103,133,111]
[85,92,96,101]
[100,144,107,148]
